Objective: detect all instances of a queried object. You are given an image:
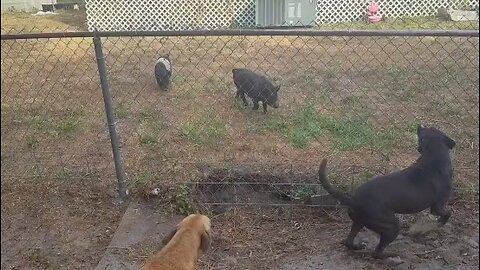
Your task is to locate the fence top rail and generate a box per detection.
[1,29,479,40]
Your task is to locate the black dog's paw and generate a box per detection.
[344,241,366,250]
[386,256,405,265]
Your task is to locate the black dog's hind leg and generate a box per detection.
[370,215,400,259]
[344,220,365,250]
[431,203,451,226]
[262,102,268,113]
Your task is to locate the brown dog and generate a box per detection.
[141,214,211,270]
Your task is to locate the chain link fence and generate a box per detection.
[1,24,479,214]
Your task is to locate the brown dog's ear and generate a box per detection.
[162,228,177,246]
[200,230,211,252]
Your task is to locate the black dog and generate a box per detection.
[232,68,280,113]
[155,55,172,91]
[318,124,455,259]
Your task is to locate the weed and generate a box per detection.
[131,171,158,187]
[138,131,158,146]
[26,135,39,148]
[137,108,165,147]
[114,103,129,119]
[169,184,194,215]
[291,184,319,201]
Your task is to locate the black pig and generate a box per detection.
[232,68,280,113]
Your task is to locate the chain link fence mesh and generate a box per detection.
[1,35,117,183]
[1,22,479,213]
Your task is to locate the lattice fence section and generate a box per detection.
[85,0,255,31]
[316,0,479,24]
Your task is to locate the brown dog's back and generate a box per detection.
[141,214,211,270]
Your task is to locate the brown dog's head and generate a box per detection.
[162,214,212,253]
[417,124,455,153]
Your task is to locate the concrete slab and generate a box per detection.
[95,202,183,270]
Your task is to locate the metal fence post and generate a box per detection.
[93,31,128,200]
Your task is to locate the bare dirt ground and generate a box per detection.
[1,174,123,269]
[114,198,478,270]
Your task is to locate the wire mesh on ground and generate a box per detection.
[1,27,479,209]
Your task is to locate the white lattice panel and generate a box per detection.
[86,0,255,31]
[86,0,478,30]
[315,0,479,24]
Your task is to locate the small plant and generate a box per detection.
[169,184,194,215]
[26,135,39,148]
[180,114,226,146]
[114,103,129,119]
[137,108,165,147]
[138,131,158,146]
[291,184,318,201]
[52,112,83,137]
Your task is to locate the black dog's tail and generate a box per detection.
[318,159,355,207]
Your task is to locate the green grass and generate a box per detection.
[180,113,226,146]
[138,132,158,146]
[114,103,130,119]
[30,111,83,138]
[137,108,166,147]
[265,105,404,151]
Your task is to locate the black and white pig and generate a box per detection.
[155,55,172,91]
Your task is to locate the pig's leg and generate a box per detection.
[240,92,249,106]
[252,100,259,110]
[262,102,268,113]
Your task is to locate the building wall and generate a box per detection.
[1,0,52,12]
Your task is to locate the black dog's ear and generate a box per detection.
[417,124,425,135]
[162,227,177,246]
[200,230,211,253]
[443,135,456,149]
